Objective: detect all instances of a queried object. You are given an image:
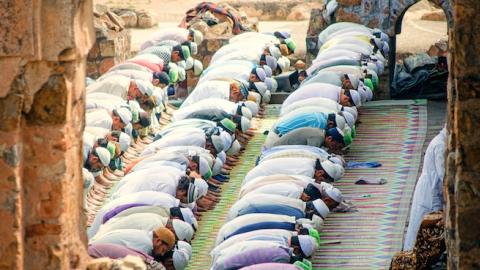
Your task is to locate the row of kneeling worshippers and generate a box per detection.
[208,22,389,270]
[84,26,295,270]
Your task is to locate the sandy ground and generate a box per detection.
[97,0,447,56]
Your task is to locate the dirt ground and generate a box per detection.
[96,0,447,56]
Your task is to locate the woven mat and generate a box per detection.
[313,102,427,269]
[187,105,281,269]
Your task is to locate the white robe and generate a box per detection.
[280,97,342,116]
[85,109,112,130]
[86,75,131,99]
[91,213,168,242]
[242,158,316,185]
[403,128,446,250]
[87,191,179,239]
[227,193,306,221]
[282,83,342,109]
[141,128,206,156]
[215,213,295,246]
[89,229,154,254]
[181,80,231,108]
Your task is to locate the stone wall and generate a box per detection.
[87,10,131,79]
[223,0,323,21]
[0,0,94,269]
[445,0,480,268]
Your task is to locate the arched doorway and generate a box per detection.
[388,0,451,99]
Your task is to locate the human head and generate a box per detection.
[323,187,342,210]
[176,176,196,204]
[249,67,266,83]
[152,227,176,257]
[229,82,243,102]
[86,147,111,173]
[153,72,170,88]
[111,108,132,130]
[313,159,335,183]
[171,45,184,62]
[324,127,346,154]
[300,183,322,202]
[341,74,354,90]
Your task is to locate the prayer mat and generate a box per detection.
[187,105,281,270]
[312,101,427,269]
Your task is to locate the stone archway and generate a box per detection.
[0,0,94,269]
[387,0,453,91]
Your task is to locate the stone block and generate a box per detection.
[336,8,362,24]
[421,10,447,21]
[119,11,138,28]
[0,0,34,57]
[99,40,116,57]
[137,11,155,28]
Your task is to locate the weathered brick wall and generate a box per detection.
[87,11,131,79]
[445,0,480,268]
[0,0,94,269]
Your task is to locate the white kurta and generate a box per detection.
[198,63,253,84]
[211,42,265,63]
[210,229,295,257]
[282,83,342,109]
[181,80,232,108]
[172,98,238,122]
[215,213,296,246]
[227,193,306,221]
[88,191,179,239]
[85,109,113,130]
[111,167,181,200]
[241,183,304,199]
[212,241,287,267]
[242,158,316,185]
[240,175,314,198]
[91,213,168,242]
[404,128,446,250]
[140,27,190,50]
[86,75,131,99]
[141,128,206,156]
[280,97,342,116]
[89,229,154,254]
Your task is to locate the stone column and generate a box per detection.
[445,0,480,269]
[0,1,94,269]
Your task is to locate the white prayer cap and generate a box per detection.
[298,235,318,258]
[312,199,330,219]
[193,59,203,76]
[212,157,223,175]
[226,139,241,155]
[173,249,189,270]
[265,55,277,71]
[116,107,132,125]
[118,132,131,152]
[240,116,251,133]
[331,163,345,181]
[269,46,281,59]
[186,184,199,204]
[320,159,337,180]
[95,147,111,167]
[254,67,267,82]
[263,65,273,77]
[180,208,198,231]
[172,219,194,242]
[348,90,362,107]
[342,106,358,121]
[263,90,271,104]
[193,30,203,44]
[239,105,253,120]
[346,74,359,89]
[325,187,343,204]
[134,79,154,96]
[328,155,345,167]
[253,82,268,97]
[334,114,346,130]
[177,241,192,259]
[342,111,355,129]
[264,77,275,91]
[217,150,227,164]
[190,42,198,55]
[210,134,225,153]
[373,38,383,50]
[124,123,133,137]
[270,78,278,92]
[243,101,259,116]
[185,57,194,70]
[194,178,208,197]
[357,85,368,104]
[277,57,287,73]
[178,67,186,81]
[177,60,187,69]
[220,131,233,150]
[198,156,210,176]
